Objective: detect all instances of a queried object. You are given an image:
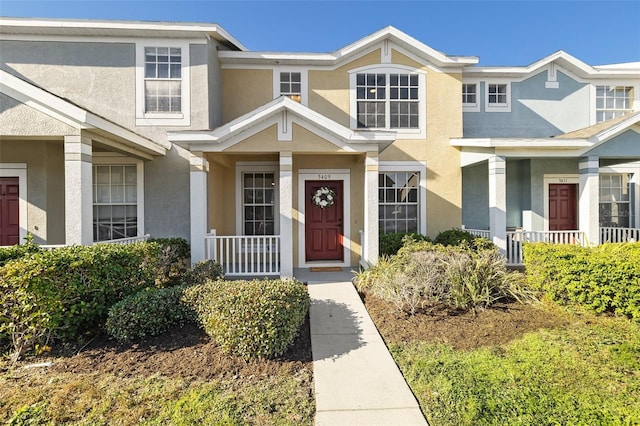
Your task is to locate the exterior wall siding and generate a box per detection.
[463,70,589,138]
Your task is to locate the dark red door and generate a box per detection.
[0,177,20,246]
[305,180,343,261]
[549,184,577,230]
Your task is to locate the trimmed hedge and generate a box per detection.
[0,239,190,360]
[379,232,429,257]
[524,243,640,321]
[183,259,224,285]
[183,279,309,359]
[106,286,196,342]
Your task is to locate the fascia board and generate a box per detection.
[451,137,591,149]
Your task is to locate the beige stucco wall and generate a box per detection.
[0,139,65,244]
[221,69,273,123]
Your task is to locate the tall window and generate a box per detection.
[596,86,633,123]
[600,173,632,227]
[379,172,419,233]
[144,47,182,113]
[487,83,507,105]
[243,172,275,235]
[462,83,477,105]
[356,73,419,129]
[93,165,137,241]
[280,72,302,102]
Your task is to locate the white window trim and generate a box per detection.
[272,67,308,106]
[484,80,512,113]
[462,82,480,112]
[235,162,280,236]
[92,154,145,240]
[0,163,28,244]
[600,163,640,228]
[379,161,427,234]
[297,169,351,268]
[591,81,639,124]
[135,40,191,126]
[348,64,427,139]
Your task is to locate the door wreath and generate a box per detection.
[311,186,335,209]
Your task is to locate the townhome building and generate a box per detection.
[1,17,638,276]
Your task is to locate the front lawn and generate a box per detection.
[364,296,640,425]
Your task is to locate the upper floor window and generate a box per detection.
[280,72,302,103]
[596,86,633,123]
[462,83,477,105]
[144,47,182,113]
[484,81,511,112]
[356,73,419,129]
[135,42,190,126]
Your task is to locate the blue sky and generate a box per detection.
[1,1,638,66]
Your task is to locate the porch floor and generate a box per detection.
[302,269,427,425]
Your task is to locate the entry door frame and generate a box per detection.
[298,169,351,268]
[0,164,27,245]
[543,174,579,231]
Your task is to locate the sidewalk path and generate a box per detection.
[295,269,428,426]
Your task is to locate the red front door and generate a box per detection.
[549,184,577,230]
[0,177,20,246]
[305,180,343,261]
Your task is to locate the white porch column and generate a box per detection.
[279,152,293,277]
[64,135,93,245]
[190,152,209,264]
[579,156,599,245]
[488,155,507,255]
[364,151,379,266]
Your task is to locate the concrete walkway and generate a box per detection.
[295,268,428,426]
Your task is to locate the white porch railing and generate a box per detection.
[94,234,151,245]
[600,227,640,244]
[205,230,280,276]
[506,230,586,265]
[463,228,491,239]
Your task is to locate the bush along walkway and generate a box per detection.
[299,269,427,425]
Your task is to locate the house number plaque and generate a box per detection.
[317,174,332,180]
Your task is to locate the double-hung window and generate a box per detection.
[378,171,420,234]
[242,172,276,235]
[350,66,425,137]
[596,86,633,122]
[144,47,182,113]
[356,73,419,129]
[93,165,138,242]
[136,42,190,125]
[600,173,633,228]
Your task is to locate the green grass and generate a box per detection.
[390,314,640,425]
[0,370,314,425]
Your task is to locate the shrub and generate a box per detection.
[524,242,640,321]
[147,238,191,286]
[183,279,309,359]
[356,241,534,314]
[379,232,429,257]
[0,234,41,266]
[183,259,224,285]
[106,286,195,342]
[434,228,475,246]
[0,240,189,361]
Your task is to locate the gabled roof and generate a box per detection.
[463,50,640,79]
[168,96,394,152]
[218,26,478,68]
[0,17,246,50]
[0,69,167,157]
[554,112,640,140]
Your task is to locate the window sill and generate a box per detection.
[485,104,511,113]
[353,127,426,139]
[135,113,190,127]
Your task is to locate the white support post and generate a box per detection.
[364,152,379,266]
[579,156,599,246]
[488,155,507,255]
[190,152,209,264]
[64,135,93,245]
[279,152,293,278]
